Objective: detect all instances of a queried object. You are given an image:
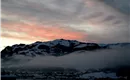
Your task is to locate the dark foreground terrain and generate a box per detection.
[1,67,130,80]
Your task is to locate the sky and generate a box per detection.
[1,0,130,49]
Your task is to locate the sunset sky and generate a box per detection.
[1,0,130,50]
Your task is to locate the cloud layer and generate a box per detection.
[2,47,130,70]
[1,0,130,44]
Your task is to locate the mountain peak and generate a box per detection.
[1,39,130,58]
[1,39,101,58]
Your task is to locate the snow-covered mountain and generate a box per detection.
[1,39,130,58]
[1,39,101,58]
[99,43,130,48]
[1,39,130,79]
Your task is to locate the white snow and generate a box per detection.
[12,44,26,51]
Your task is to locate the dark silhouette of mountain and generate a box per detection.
[1,39,130,58]
[1,39,101,58]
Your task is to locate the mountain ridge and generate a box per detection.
[1,39,130,58]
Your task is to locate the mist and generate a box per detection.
[2,47,130,70]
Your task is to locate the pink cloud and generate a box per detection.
[1,22,87,42]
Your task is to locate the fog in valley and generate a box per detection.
[2,47,130,70]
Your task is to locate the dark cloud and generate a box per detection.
[1,0,129,43]
[103,0,130,15]
[102,15,116,22]
[1,0,85,24]
[113,20,122,25]
[83,12,104,20]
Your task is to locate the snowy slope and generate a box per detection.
[1,39,130,58]
[1,39,101,58]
